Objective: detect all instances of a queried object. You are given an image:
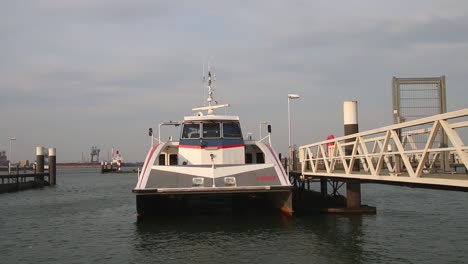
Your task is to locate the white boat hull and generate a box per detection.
[133,142,293,217]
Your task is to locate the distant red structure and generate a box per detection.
[326,134,335,153]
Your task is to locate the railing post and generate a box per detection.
[16,170,19,191]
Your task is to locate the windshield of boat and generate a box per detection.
[203,123,220,138]
[181,123,200,139]
[223,122,242,138]
[181,121,242,139]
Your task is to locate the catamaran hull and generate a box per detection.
[134,186,293,217]
[133,141,293,218]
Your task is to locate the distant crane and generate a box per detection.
[90,146,100,163]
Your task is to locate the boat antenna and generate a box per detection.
[207,71,213,111]
[192,66,229,115]
[202,63,206,106]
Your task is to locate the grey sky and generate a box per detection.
[1,0,467,162]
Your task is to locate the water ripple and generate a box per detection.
[1,170,468,263]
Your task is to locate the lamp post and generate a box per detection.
[9,137,16,174]
[287,94,300,176]
[259,121,268,140]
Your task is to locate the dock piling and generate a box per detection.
[36,146,45,182]
[49,147,56,185]
[320,178,328,198]
[344,101,361,208]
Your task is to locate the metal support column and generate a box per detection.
[344,101,361,208]
[49,148,56,185]
[36,146,45,182]
[320,178,328,198]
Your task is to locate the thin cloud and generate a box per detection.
[1,1,467,161]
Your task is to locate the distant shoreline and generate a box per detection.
[56,163,143,169]
[57,163,101,169]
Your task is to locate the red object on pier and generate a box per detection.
[326,134,335,153]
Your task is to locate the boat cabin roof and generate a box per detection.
[184,115,240,122]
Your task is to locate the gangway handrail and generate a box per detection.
[299,108,468,183]
[301,109,468,148]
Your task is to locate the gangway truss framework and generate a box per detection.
[299,109,468,190]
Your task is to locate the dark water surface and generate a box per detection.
[1,168,467,264]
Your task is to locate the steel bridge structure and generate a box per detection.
[299,109,468,191]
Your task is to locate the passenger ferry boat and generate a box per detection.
[133,71,293,217]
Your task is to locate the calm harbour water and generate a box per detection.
[1,168,468,264]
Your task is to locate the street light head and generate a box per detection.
[288,94,300,99]
[10,137,16,141]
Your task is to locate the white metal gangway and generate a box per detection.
[299,109,468,190]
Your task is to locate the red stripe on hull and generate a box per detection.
[256,176,278,181]
[138,145,159,189]
[265,144,289,184]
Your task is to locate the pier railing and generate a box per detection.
[0,172,50,193]
[299,109,468,180]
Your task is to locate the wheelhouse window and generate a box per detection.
[203,123,220,138]
[181,123,200,139]
[223,122,242,138]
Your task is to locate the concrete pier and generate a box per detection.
[288,172,376,214]
[0,146,57,193]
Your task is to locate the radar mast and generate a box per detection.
[192,69,229,115]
